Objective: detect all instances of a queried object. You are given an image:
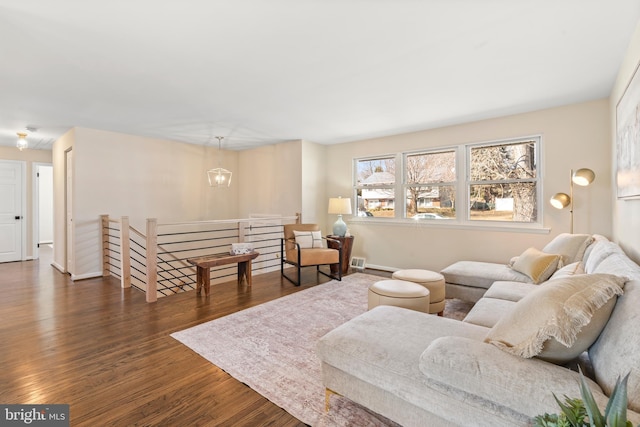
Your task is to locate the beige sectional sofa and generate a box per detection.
[316,235,640,426]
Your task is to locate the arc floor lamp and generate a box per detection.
[549,168,596,234]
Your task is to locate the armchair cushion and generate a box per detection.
[485,273,625,363]
[285,247,339,266]
[293,230,323,248]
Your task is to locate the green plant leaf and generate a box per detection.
[604,373,630,427]
[554,394,587,426]
[579,369,605,427]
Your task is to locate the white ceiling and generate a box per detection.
[1,1,639,151]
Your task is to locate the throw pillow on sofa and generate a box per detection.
[542,233,593,264]
[484,273,625,364]
[510,247,562,284]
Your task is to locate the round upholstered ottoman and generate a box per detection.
[392,269,446,316]
[368,279,430,313]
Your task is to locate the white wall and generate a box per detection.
[610,21,640,263]
[325,99,612,272]
[0,146,53,259]
[37,164,53,243]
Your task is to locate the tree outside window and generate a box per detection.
[405,150,456,219]
[469,139,538,222]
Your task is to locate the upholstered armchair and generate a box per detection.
[280,224,342,286]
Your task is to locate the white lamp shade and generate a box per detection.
[328,197,352,215]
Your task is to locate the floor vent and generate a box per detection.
[350,257,366,271]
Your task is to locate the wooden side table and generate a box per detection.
[327,235,354,275]
[188,251,259,296]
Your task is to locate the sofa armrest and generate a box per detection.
[419,336,611,419]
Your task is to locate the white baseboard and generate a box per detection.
[71,271,102,281]
[364,263,398,272]
[51,262,66,273]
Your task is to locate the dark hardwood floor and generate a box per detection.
[0,248,385,426]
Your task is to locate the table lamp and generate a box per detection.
[328,197,352,237]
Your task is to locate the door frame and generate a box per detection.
[32,162,53,260]
[65,148,73,274]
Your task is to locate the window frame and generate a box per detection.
[351,135,544,230]
[353,154,399,219]
[402,147,458,220]
[465,136,542,226]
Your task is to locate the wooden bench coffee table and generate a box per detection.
[188,251,260,296]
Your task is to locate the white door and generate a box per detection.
[66,150,73,273]
[0,161,24,263]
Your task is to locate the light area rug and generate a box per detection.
[171,273,472,426]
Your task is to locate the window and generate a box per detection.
[355,157,396,218]
[468,138,539,223]
[404,150,456,220]
[352,135,542,227]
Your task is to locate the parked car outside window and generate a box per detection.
[412,213,444,220]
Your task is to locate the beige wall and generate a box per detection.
[301,140,328,227]
[238,140,303,218]
[325,99,612,272]
[610,21,640,263]
[0,146,53,260]
[53,130,315,279]
[53,127,240,278]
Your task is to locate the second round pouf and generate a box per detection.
[391,269,446,315]
[368,279,430,313]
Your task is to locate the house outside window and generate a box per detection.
[355,157,396,218]
[404,150,456,220]
[352,135,541,227]
[468,137,539,223]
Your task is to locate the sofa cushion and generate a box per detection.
[510,247,561,284]
[485,274,625,363]
[483,281,539,302]
[542,233,593,264]
[584,240,621,274]
[418,336,628,423]
[463,297,516,328]
[589,278,640,412]
[441,261,531,290]
[550,261,585,279]
[316,306,490,420]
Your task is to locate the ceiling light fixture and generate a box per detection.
[207,136,232,187]
[16,132,28,151]
[550,168,596,233]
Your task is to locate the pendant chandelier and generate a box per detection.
[207,136,232,187]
